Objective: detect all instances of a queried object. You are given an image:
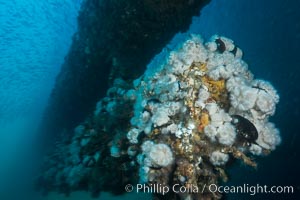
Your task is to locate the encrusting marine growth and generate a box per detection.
[37,34,281,199]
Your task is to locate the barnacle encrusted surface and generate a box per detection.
[36,35,280,199]
[127,34,280,199]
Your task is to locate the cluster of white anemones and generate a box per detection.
[125,34,280,178]
[137,141,174,183]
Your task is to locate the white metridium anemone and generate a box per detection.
[205,103,219,115]
[151,107,170,127]
[166,123,178,134]
[209,109,232,127]
[140,111,151,124]
[249,144,263,156]
[210,151,229,166]
[256,90,276,114]
[198,87,210,102]
[226,59,249,77]
[208,65,227,80]
[127,128,140,144]
[208,57,249,81]
[168,53,188,75]
[207,53,227,70]
[251,80,279,115]
[256,122,281,150]
[148,143,174,167]
[226,76,249,92]
[205,41,217,52]
[204,124,218,142]
[216,122,236,146]
[141,140,154,153]
[166,101,182,116]
[180,38,208,64]
[218,65,231,79]
[230,86,259,111]
[252,80,279,103]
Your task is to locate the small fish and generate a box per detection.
[231,115,258,144]
[215,38,226,53]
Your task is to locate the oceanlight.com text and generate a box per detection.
[125,183,294,196]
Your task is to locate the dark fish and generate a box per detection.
[230,46,238,56]
[231,115,258,143]
[215,38,226,53]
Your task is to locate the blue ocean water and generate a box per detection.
[0,0,81,198]
[0,0,299,199]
